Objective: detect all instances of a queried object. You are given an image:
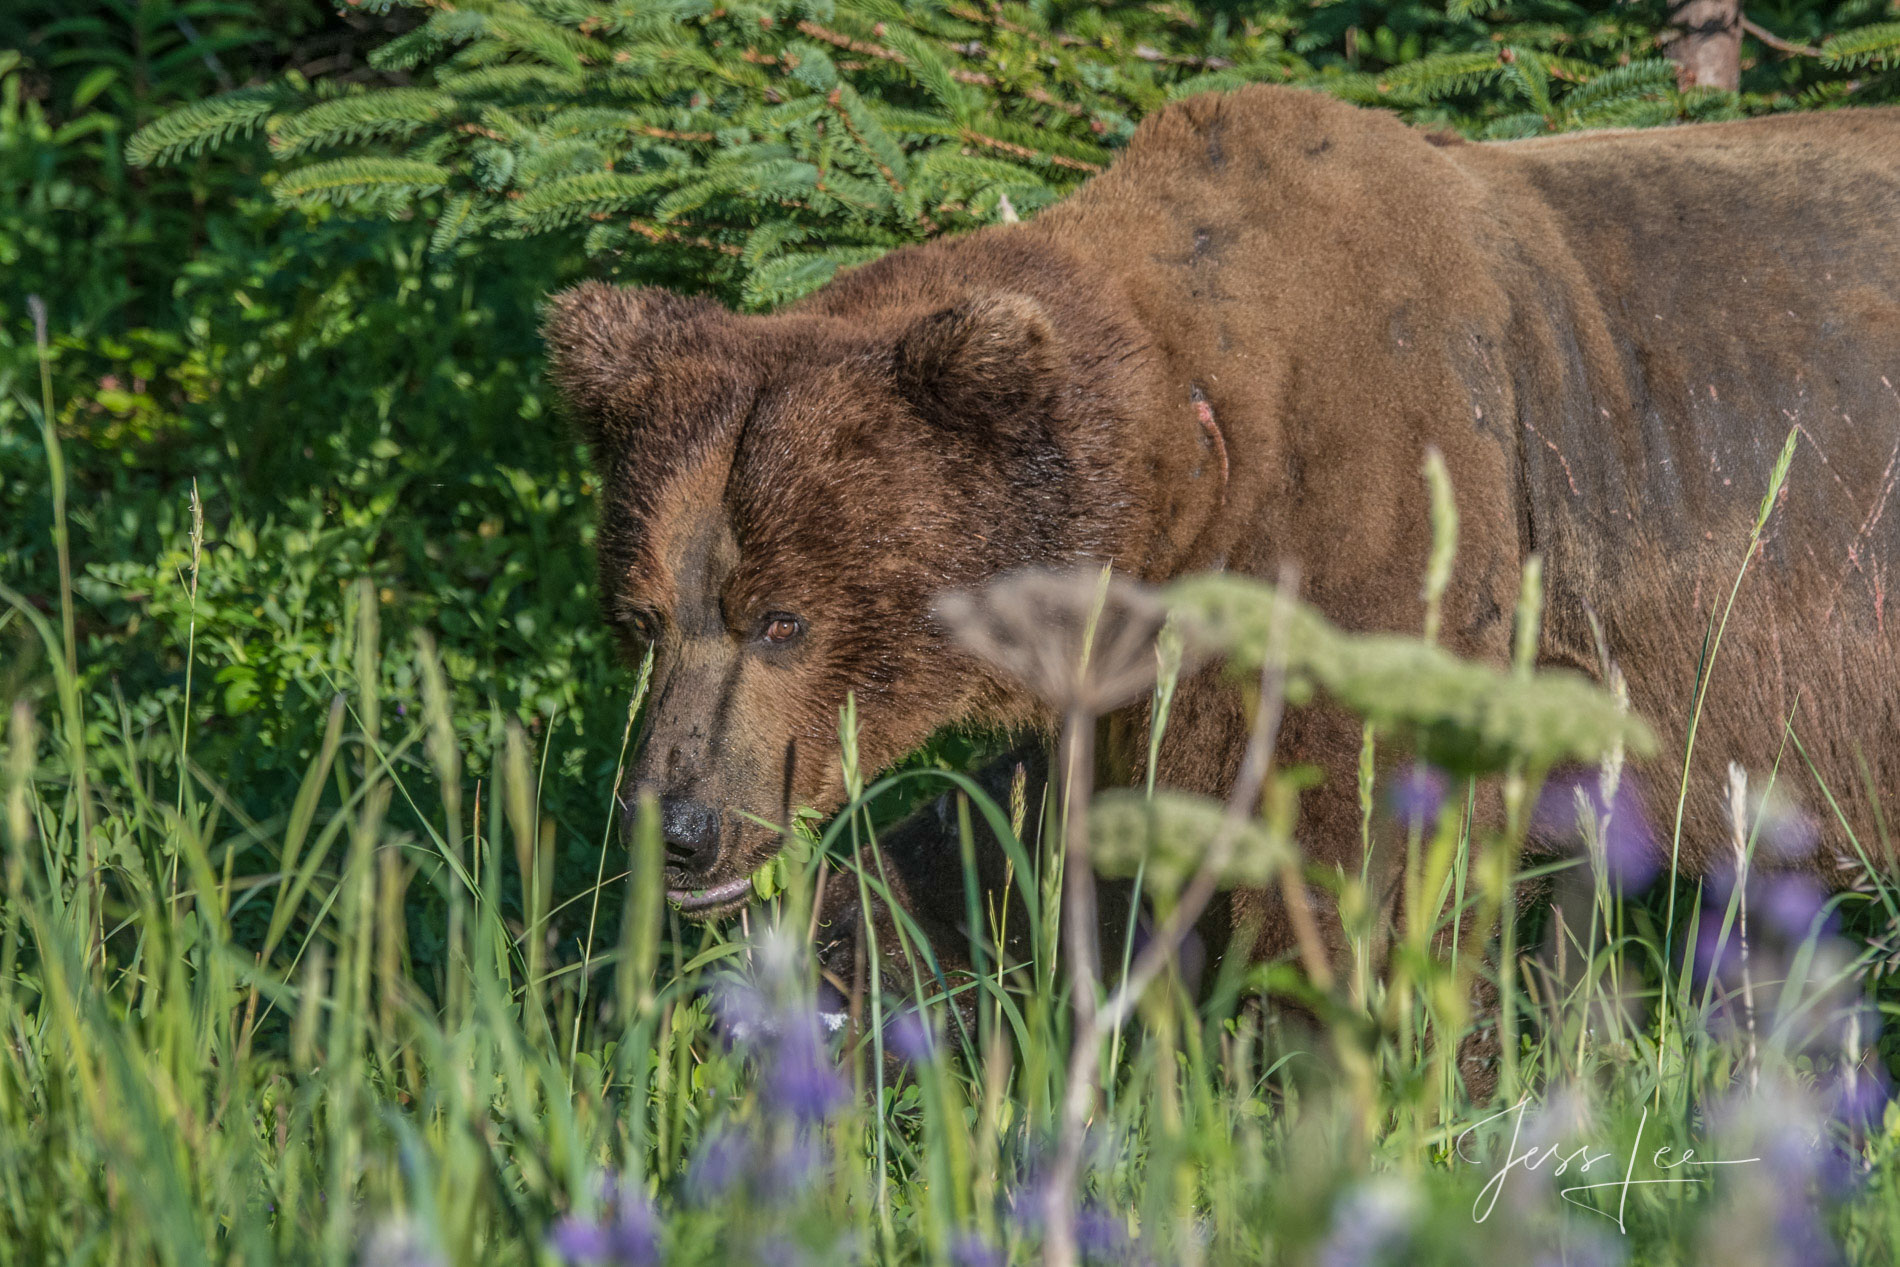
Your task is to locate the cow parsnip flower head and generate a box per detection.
[936,567,1171,716]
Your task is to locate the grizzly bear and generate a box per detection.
[545,86,1900,989]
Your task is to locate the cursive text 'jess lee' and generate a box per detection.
[1459,1097,1760,1231]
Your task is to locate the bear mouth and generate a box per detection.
[665,873,755,915]
[663,829,808,920]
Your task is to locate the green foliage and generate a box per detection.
[122,83,288,163]
[1,0,321,126]
[1821,19,1900,67]
[1,23,617,925]
[270,153,452,206]
[1090,787,1291,891]
[126,0,1900,308]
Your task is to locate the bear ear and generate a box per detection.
[890,293,1059,434]
[541,282,720,443]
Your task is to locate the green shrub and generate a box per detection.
[127,1,1900,309]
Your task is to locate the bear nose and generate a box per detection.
[656,796,721,873]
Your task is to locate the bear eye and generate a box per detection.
[759,612,803,646]
[616,608,659,642]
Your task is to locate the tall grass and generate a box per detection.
[2,353,1897,1267]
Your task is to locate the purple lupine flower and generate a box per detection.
[1690,914,1744,987]
[1774,1206,1844,1267]
[1700,1080,1846,1265]
[752,1238,807,1267]
[1008,1180,1137,1266]
[1315,1178,1418,1267]
[1530,1230,1624,1267]
[815,975,851,1031]
[549,1220,616,1264]
[685,1129,747,1206]
[763,1023,849,1123]
[1073,1205,1133,1263]
[1691,871,1850,1000]
[711,979,774,1048]
[687,1118,832,1210]
[1390,764,1451,833]
[710,936,850,1124]
[1527,767,1664,896]
[759,1134,825,1202]
[1825,1062,1892,1133]
[884,1011,936,1065]
[1751,1134,1846,1267]
[1531,772,1661,893]
[948,1232,1004,1267]
[1757,873,1836,942]
[549,1175,660,1267]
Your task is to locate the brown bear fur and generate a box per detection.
[546,87,1900,968]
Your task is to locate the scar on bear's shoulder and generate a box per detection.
[1421,129,1466,148]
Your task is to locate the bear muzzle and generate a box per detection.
[616,785,764,916]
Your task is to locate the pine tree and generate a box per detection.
[130,0,1900,308]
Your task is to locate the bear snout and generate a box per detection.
[646,795,722,874]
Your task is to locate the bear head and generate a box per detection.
[543,280,1134,917]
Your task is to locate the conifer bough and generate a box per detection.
[131,1,1900,309]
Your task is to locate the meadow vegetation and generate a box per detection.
[4,2,1899,1263]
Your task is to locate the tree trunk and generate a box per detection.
[1665,0,1744,90]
